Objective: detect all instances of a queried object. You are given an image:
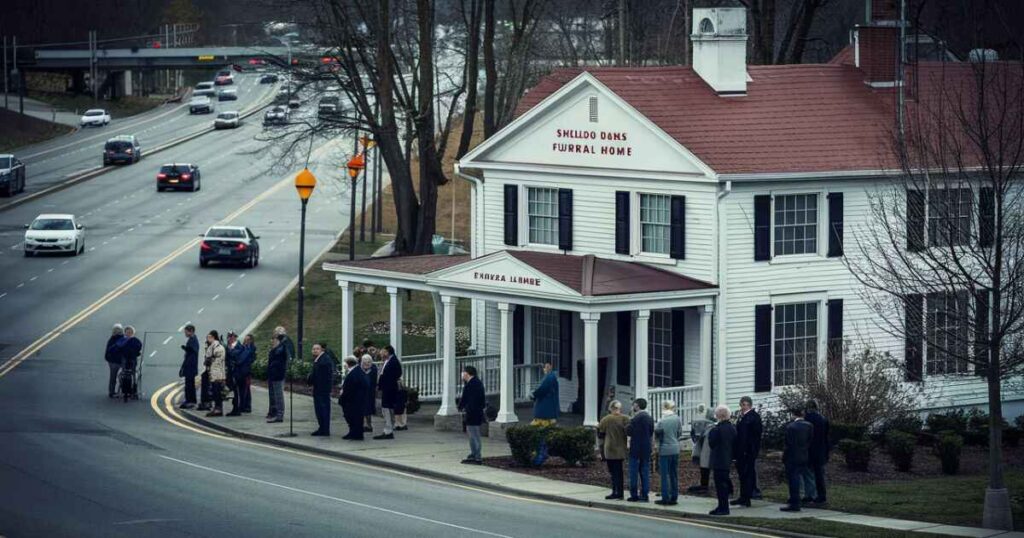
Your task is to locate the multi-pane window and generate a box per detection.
[640,194,671,254]
[926,292,970,375]
[774,194,818,256]
[928,188,972,247]
[532,308,561,372]
[648,311,673,388]
[773,302,819,386]
[527,187,558,245]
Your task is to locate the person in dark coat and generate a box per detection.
[228,335,255,415]
[341,356,369,440]
[109,326,143,398]
[459,365,486,464]
[625,398,654,503]
[105,324,124,398]
[804,400,830,504]
[530,362,559,425]
[178,324,199,409]
[781,407,814,512]
[707,405,737,516]
[361,354,378,432]
[374,345,402,440]
[224,331,241,414]
[732,395,763,507]
[308,343,334,436]
[265,326,293,423]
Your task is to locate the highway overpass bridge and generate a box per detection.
[30,47,297,69]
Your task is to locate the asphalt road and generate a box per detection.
[0,80,770,538]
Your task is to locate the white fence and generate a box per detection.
[399,353,540,403]
[648,384,705,426]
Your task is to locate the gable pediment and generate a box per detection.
[428,252,580,298]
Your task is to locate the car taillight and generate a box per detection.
[157,173,167,179]
[200,241,212,251]
[235,243,247,251]
[181,174,191,180]
[125,149,132,154]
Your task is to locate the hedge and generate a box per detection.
[885,431,916,472]
[837,439,872,471]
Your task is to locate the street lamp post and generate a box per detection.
[290,168,317,438]
[346,153,365,261]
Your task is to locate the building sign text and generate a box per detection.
[552,128,633,157]
[473,271,542,287]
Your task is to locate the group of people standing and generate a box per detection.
[177,324,259,417]
[315,340,406,440]
[104,324,142,398]
[597,398,684,505]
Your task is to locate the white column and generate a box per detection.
[437,295,459,416]
[700,304,714,406]
[387,287,403,358]
[496,302,518,423]
[523,305,534,388]
[339,280,354,356]
[432,292,444,359]
[581,312,601,427]
[634,310,650,402]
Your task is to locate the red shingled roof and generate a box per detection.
[327,254,469,275]
[506,251,714,296]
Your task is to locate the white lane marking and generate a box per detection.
[149,350,158,358]
[162,336,173,345]
[103,241,109,245]
[279,238,286,243]
[89,247,96,251]
[197,307,204,315]
[62,260,69,265]
[238,273,246,279]
[0,293,6,299]
[9,243,21,250]
[113,519,180,526]
[128,227,136,232]
[269,245,277,251]
[47,268,54,273]
[178,321,191,332]
[16,283,24,288]
[29,276,37,281]
[157,456,513,538]
[225,283,233,290]
[211,294,220,302]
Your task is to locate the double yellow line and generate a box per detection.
[0,175,292,380]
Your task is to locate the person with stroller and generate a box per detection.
[109,326,142,399]
[104,324,124,398]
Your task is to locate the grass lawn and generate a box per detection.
[29,92,164,119]
[761,470,1024,529]
[725,517,951,538]
[0,108,72,152]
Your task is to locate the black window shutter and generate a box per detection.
[615,191,630,255]
[671,309,686,386]
[827,299,844,376]
[512,306,524,365]
[616,312,631,386]
[669,195,686,259]
[975,288,990,377]
[558,188,573,251]
[559,310,573,380]
[754,304,772,392]
[827,192,844,257]
[904,294,924,382]
[907,189,926,252]
[754,195,771,261]
[503,184,518,246]
[979,187,995,248]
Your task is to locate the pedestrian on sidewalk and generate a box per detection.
[597,400,629,500]
[781,407,813,512]
[459,365,486,464]
[654,400,683,506]
[625,398,654,503]
[205,330,226,417]
[687,404,714,494]
[361,353,378,433]
[340,356,368,440]
[224,331,241,412]
[228,334,255,415]
[105,324,124,398]
[198,332,213,412]
[530,362,559,427]
[804,400,830,506]
[374,345,402,440]
[266,326,292,423]
[732,395,762,508]
[708,405,736,516]
[178,324,199,409]
[308,343,333,436]
[393,381,409,431]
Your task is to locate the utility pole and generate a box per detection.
[89,30,98,103]
[13,36,22,115]
[3,36,8,110]
[359,140,367,242]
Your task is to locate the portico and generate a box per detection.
[323,250,716,432]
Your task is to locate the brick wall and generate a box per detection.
[859,25,898,85]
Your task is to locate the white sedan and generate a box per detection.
[80,109,110,127]
[24,214,85,257]
[214,111,240,129]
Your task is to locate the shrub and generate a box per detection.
[837,439,872,471]
[1004,427,1022,448]
[875,414,924,442]
[1016,415,1024,430]
[926,409,968,436]
[961,409,1011,447]
[935,433,963,475]
[547,427,596,466]
[830,422,868,446]
[760,409,790,451]
[251,355,268,380]
[404,387,421,415]
[885,431,916,472]
[505,425,551,466]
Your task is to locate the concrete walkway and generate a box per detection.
[2,95,82,127]
[180,385,1022,538]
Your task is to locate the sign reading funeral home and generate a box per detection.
[433,255,578,297]
[551,128,634,157]
[472,271,542,287]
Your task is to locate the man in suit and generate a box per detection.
[707,404,737,516]
[374,344,402,440]
[265,327,294,423]
[459,365,486,464]
[804,400,830,505]
[178,324,199,409]
[625,398,654,503]
[782,407,814,512]
[732,395,762,507]
[307,343,334,436]
[341,356,368,440]
[530,362,559,426]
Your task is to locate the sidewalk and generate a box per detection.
[180,385,1023,538]
[2,96,82,127]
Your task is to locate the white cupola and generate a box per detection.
[691,4,748,95]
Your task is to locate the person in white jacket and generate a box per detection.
[204,330,227,417]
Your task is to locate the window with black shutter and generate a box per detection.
[559,310,573,380]
[827,192,844,257]
[754,195,771,261]
[670,195,686,259]
[975,288,990,377]
[558,188,573,251]
[906,189,925,252]
[513,306,524,365]
[979,187,995,248]
[904,294,924,381]
[503,184,518,246]
[616,312,631,385]
[754,304,772,392]
[670,310,686,386]
[615,191,630,254]
[827,299,844,376]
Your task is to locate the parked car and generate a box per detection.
[263,105,289,126]
[199,226,260,268]
[259,73,279,84]
[193,81,216,97]
[214,70,234,85]
[103,135,141,165]
[217,88,238,101]
[24,214,85,257]
[214,111,240,129]
[156,163,202,192]
[288,95,301,109]
[0,154,26,196]
[189,96,214,114]
[318,95,340,117]
[80,109,110,127]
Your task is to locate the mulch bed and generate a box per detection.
[483,443,1024,495]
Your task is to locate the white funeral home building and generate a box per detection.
[324,2,1022,432]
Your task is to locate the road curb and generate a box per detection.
[0,84,277,213]
[175,401,806,538]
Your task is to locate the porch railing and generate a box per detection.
[399,353,540,403]
[514,363,545,402]
[648,384,705,427]
[400,356,443,400]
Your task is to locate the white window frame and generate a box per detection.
[532,307,561,372]
[769,190,826,262]
[648,310,673,388]
[637,193,672,257]
[769,292,828,391]
[926,186,973,248]
[627,191,674,264]
[924,291,971,376]
[520,185,560,249]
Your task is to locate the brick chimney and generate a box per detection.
[854,0,901,87]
